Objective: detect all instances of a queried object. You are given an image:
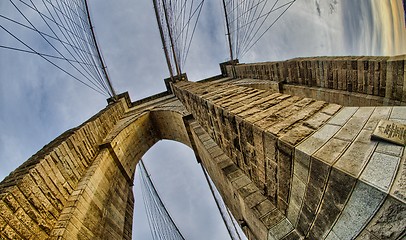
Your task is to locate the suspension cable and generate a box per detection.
[221,0,297,59]
[0,0,116,97]
[83,0,116,99]
[199,164,242,240]
[151,0,205,76]
[138,160,186,240]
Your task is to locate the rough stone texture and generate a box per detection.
[172,77,343,240]
[227,56,406,106]
[0,95,129,239]
[361,196,406,239]
[327,181,386,240]
[1,56,405,240]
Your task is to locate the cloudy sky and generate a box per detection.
[0,0,405,239]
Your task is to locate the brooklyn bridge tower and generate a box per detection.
[0,0,405,239]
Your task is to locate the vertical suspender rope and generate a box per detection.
[140,160,186,240]
[84,0,117,99]
[162,0,182,76]
[222,0,234,61]
[152,0,175,79]
[200,164,239,240]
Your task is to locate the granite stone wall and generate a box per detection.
[1,56,405,240]
[225,56,406,106]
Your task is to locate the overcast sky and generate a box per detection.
[0,0,405,239]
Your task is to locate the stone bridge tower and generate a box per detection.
[0,56,405,239]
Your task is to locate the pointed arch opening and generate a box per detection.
[132,140,245,239]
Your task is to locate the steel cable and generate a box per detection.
[0,0,116,97]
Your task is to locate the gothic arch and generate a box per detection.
[101,101,192,182]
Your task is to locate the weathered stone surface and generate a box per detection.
[376,141,404,157]
[372,119,406,146]
[269,218,294,240]
[261,209,285,229]
[390,150,406,203]
[327,181,386,240]
[253,199,276,218]
[296,124,341,157]
[356,231,380,240]
[363,197,406,239]
[333,140,376,177]
[328,107,358,126]
[280,230,302,240]
[307,168,356,239]
[313,137,350,165]
[360,152,400,192]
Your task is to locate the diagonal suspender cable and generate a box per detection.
[222,0,297,60]
[200,164,242,240]
[0,0,117,98]
[138,160,186,240]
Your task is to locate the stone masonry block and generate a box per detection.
[277,151,292,202]
[280,125,314,147]
[264,132,278,162]
[29,168,64,212]
[14,208,48,238]
[327,181,386,240]
[364,107,391,131]
[313,137,351,165]
[238,183,259,198]
[267,101,326,136]
[303,112,332,130]
[361,196,406,239]
[307,168,356,239]
[40,160,70,201]
[334,107,374,141]
[249,96,299,126]
[2,224,25,239]
[286,202,300,227]
[334,138,377,178]
[278,139,295,156]
[391,106,406,120]
[296,203,314,235]
[266,159,278,203]
[3,193,19,214]
[356,231,381,240]
[306,157,330,208]
[269,218,294,240]
[360,152,400,192]
[389,147,406,203]
[293,150,310,184]
[0,215,6,232]
[253,200,276,219]
[245,191,267,209]
[289,176,306,208]
[375,141,404,157]
[296,124,341,157]
[0,201,33,239]
[328,107,358,126]
[277,197,289,214]
[18,176,58,223]
[281,230,302,240]
[261,209,285,229]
